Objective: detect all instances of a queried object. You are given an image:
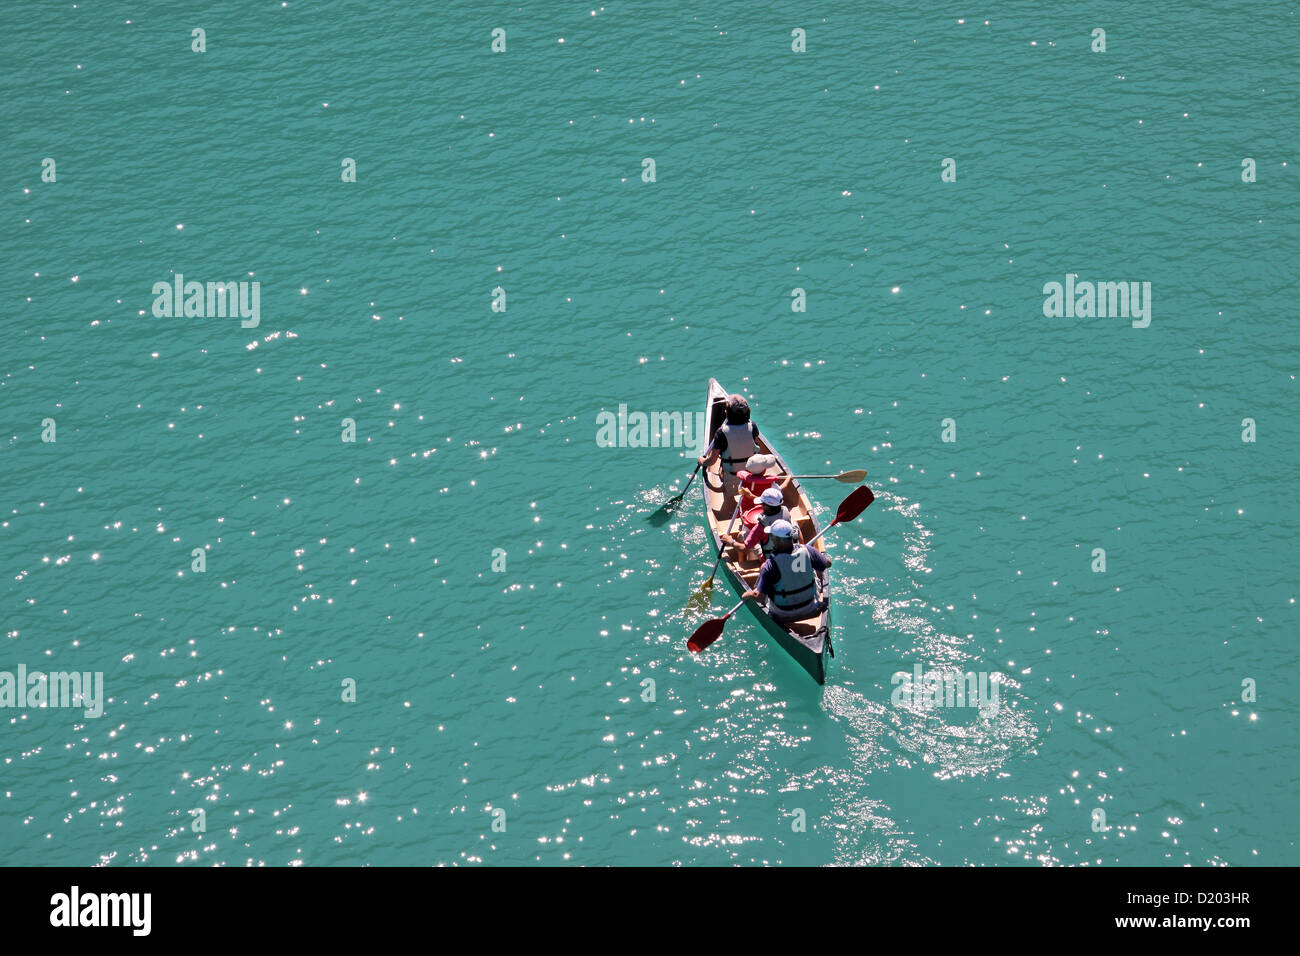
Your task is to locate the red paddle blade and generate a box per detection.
[687,616,729,653]
[834,485,875,525]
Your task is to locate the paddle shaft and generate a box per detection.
[676,460,702,497]
[656,425,721,508]
[785,470,866,482]
[803,524,836,549]
[705,493,744,581]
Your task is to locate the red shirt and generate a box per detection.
[742,521,769,550]
[737,470,779,493]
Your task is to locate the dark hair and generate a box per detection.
[762,502,782,515]
[726,394,750,425]
[772,535,795,554]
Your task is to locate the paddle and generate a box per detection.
[785,469,867,483]
[803,484,875,548]
[687,484,875,654]
[647,460,702,522]
[692,493,744,601]
[687,600,745,653]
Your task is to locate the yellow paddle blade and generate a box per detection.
[686,576,715,613]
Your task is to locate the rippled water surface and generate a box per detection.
[1,2,1295,865]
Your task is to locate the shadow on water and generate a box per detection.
[645,503,679,527]
[645,465,703,525]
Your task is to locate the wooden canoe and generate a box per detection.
[701,378,832,684]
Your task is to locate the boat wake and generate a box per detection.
[814,487,1041,863]
[601,480,1040,865]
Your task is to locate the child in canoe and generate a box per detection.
[725,459,801,560]
[736,453,785,500]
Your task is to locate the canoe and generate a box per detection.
[701,378,832,684]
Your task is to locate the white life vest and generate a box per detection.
[757,506,791,557]
[719,423,757,475]
[770,545,819,613]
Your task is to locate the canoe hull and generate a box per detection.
[701,379,831,685]
[719,553,829,685]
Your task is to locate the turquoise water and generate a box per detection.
[2,2,1295,866]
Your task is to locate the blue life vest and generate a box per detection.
[757,506,791,557]
[770,545,818,612]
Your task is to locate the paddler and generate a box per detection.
[742,519,830,623]
[697,393,760,498]
[733,453,789,511]
[725,485,799,559]
[736,453,788,497]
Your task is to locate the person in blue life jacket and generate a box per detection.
[725,485,800,559]
[742,519,830,622]
[698,394,760,498]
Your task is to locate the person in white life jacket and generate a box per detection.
[725,485,798,559]
[698,394,760,498]
[742,519,830,623]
